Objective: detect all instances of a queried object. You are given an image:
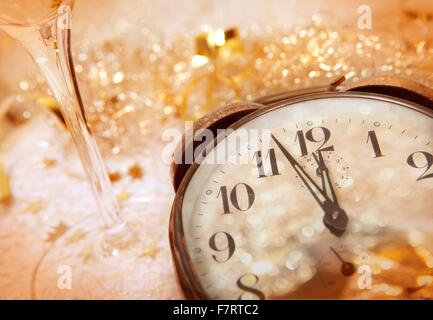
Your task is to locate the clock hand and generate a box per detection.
[311,151,349,236]
[312,150,338,205]
[271,134,348,236]
[330,246,355,276]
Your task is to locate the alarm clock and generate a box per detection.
[169,76,433,299]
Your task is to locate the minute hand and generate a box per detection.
[271,134,348,236]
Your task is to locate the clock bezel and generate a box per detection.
[169,91,433,300]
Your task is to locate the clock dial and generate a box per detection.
[175,94,433,299]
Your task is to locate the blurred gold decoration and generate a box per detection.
[26,201,43,214]
[139,240,159,259]
[108,172,121,183]
[414,246,433,268]
[66,229,87,244]
[78,244,93,263]
[36,96,66,126]
[42,158,57,168]
[14,20,433,154]
[50,0,63,9]
[180,27,248,120]
[116,189,132,202]
[399,1,433,51]
[45,222,69,242]
[0,157,10,204]
[128,164,143,179]
[372,242,433,299]
[195,28,240,58]
[0,98,11,204]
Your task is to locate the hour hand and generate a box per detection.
[312,150,338,204]
[311,150,348,236]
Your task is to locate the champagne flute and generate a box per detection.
[0,1,164,299]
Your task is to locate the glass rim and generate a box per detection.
[0,0,74,28]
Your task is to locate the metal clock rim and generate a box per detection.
[169,90,433,300]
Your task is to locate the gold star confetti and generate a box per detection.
[128,164,143,179]
[65,170,85,180]
[45,222,69,242]
[26,200,43,214]
[116,189,132,202]
[42,159,57,168]
[108,172,121,183]
[65,229,87,244]
[78,244,94,263]
[138,240,159,259]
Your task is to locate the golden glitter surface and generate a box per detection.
[12,10,433,154]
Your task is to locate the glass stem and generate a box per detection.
[1,6,122,228]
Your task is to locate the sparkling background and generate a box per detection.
[1,0,433,298]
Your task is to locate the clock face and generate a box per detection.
[175,93,433,299]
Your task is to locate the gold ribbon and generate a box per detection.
[179,28,251,120]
